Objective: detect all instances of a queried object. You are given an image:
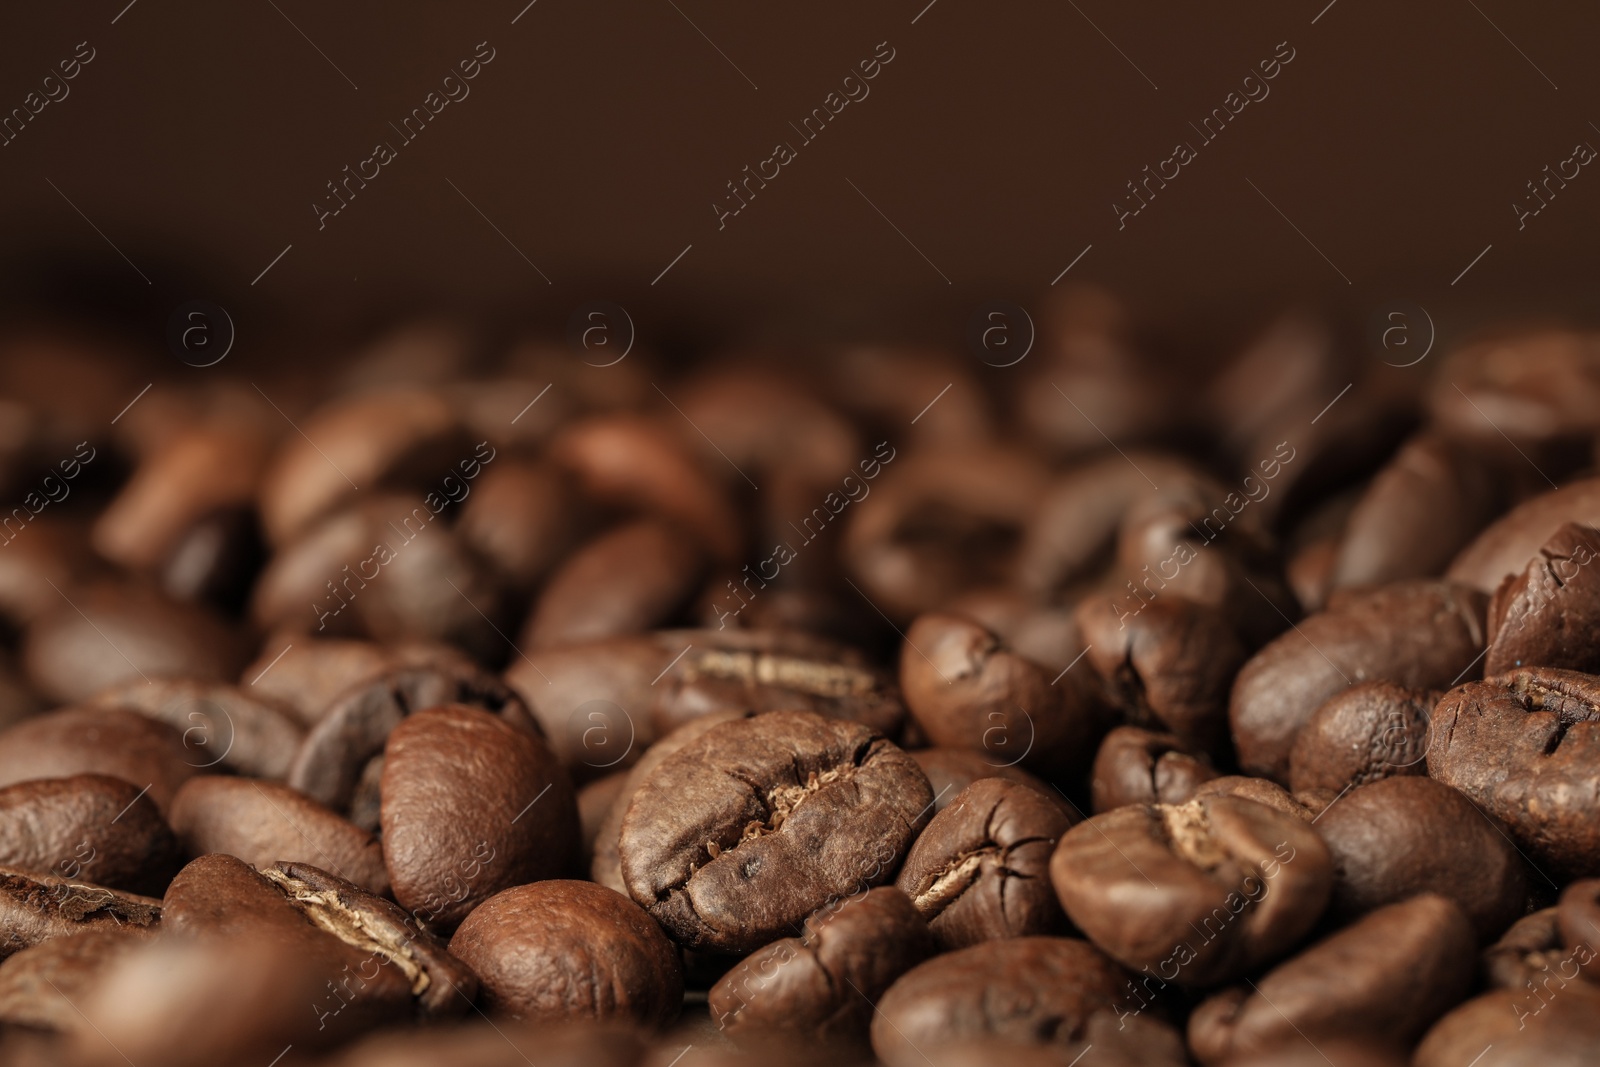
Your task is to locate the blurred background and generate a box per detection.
[0,0,1596,361]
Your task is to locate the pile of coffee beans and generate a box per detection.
[3,295,1600,1065]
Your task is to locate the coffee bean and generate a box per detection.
[168,776,389,895]
[1447,474,1600,593]
[86,677,304,780]
[246,638,474,727]
[1483,906,1565,990]
[1287,680,1435,797]
[1331,434,1504,590]
[1076,597,1246,756]
[1216,1041,1412,1067]
[708,886,932,1047]
[871,937,1175,1067]
[1192,776,1319,821]
[288,661,537,814]
[1188,894,1474,1065]
[1230,580,1487,782]
[380,704,578,929]
[1428,667,1600,878]
[1091,725,1218,812]
[900,612,1099,777]
[326,1019,646,1067]
[1429,328,1600,454]
[0,926,154,1032]
[1314,776,1529,942]
[908,747,1064,815]
[22,584,245,704]
[0,867,159,961]
[941,586,1085,674]
[1555,878,1600,982]
[577,771,628,874]
[1485,522,1600,675]
[0,775,178,896]
[1049,795,1332,986]
[448,880,681,1027]
[895,777,1074,949]
[456,457,584,589]
[506,634,665,773]
[1413,983,1600,1066]
[0,707,195,813]
[617,710,931,954]
[159,505,268,613]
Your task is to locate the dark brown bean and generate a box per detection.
[0,868,159,961]
[86,678,304,780]
[908,747,1066,815]
[1414,984,1600,1066]
[1287,681,1436,797]
[1447,474,1600,593]
[0,707,195,813]
[1090,725,1218,813]
[0,775,179,896]
[0,926,155,1032]
[1485,522,1600,675]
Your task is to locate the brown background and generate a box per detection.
[0,0,1596,366]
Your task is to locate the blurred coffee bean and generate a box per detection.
[1229,580,1487,782]
[244,637,474,727]
[1050,795,1332,986]
[708,887,933,1047]
[1429,667,1600,878]
[448,880,681,1027]
[159,505,266,612]
[22,584,245,704]
[1331,434,1503,590]
[324,1019,645,1067]
[1413,983,1600,1066]
[908,747,1065,815]
[86,677,303,780]
[551,414,742,561]
[257,385,466,545]
[941,586,1083,674]
[1448,475,1600,593]
[1090,726,1218,812]
[168,776,389,895]
[523,518,706,648]
[1286,534,1340,614]
[895,778,1074,949]
[1188,895,1475,1065]
[0,775,178,896]
[1483,907,1566,990]
[1287,680,1436,797]
[824,345,993,447]
[1315,776,1529,942]
[678,367,861,486]
[577,771,627,874]
[0,926,154,1032]
[252,493,508,661]
[1485,522,1600,675]
[381,705,578,929]
[0,707,195,813]
[871,937,1151,1067]
[1192,775,1319,821]
[617,710,931,953]
[843,446,1046,619]
[900,612,1100,777]
[456,458,584,589]
[1076,596,1246,755]
[0,518,100,630]
[1429,327,1600,448]
[0,867,159,960]
[288,661,536,813]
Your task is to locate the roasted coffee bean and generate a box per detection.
[448,880,681,1027]
[843,446,1046,619]
[1050,795,1332,986]
[456,457,584,590]
[1075,597,1246,756]
[1414,983,1600,1066]
[381,705,578,929]
[708,887,932,1047]
[591,710,750,894]
[1555,878,1600,980]
[252,493,508,661]
[1485,522,1600,675]
[900,612,1099,776]
[1287,681,1435,796]
[1188,894,1474,1065]
[0,775,179,896]
[0,707,195,813]
[325,1020,645,1067]
[895,778,1073,949]
[1331,434,1504,591]
[1219,1041,1411,1067]
[160,505,268,612]
[523,518,706,649]
[871,936,1163,1067]
[1447,475,1600,593]
[0,926,154,1032]
[1314,776,1529,941]
[288,661,537,813]
[256,385,465,545]
[941,586,1084,674]
[1428,667,1600,878]
[1090,726,1218,813]
[679,368,861,487]
[168,776,389,895]
[908,747,1065,816]
[1230,580,1487,782]
[617,710,932,953]
[163,855,475,1021]
[1192,775,1319,821]
[86,677,304,780]
[21,584,245,704]
[1483,907,1567,990]
[1428,328,1600,447]
[506,634,665,774]
[551,414,742,562]
[0,867,159,960]
[246,638,474,726]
